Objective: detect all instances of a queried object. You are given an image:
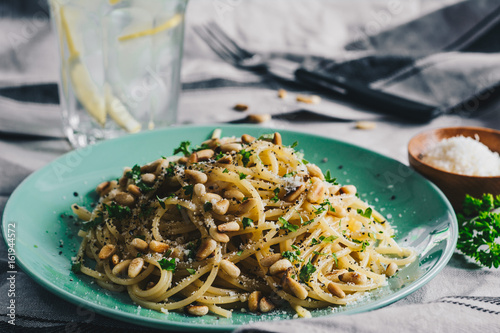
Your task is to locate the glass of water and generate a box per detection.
[50,0,188,148]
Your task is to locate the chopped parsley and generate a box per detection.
[357,207,373,219]
[239,172,248,180]
[192,143,211,152]
[242,217,254,229]
[282,250,303,263]
[104,203,131,219]
[186,268,196,275]
[203,202,213,212]
[279,217,299,232]
[324,170,338,185]
[239,149,252,167]
[126,164,154,192]
[290,141,299,149]
[157,195,166,209]
[158,258,176,271]
[283,171,297,178]
[215,152,226,160]
[236,250,243,256]
[299,260,316,282]
[270,187,280,203]
[71,262,81,273]
[173,141,191,156]
[223,168,229,173]
[183,185,194,198]
[81,213,104,231]
[314,200,335,215]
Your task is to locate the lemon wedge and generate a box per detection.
[106,90,142,133]
[118,13,183,41]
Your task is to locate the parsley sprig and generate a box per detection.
[279,217,299,232]
[126,164,154,192]
[457,194,500,268]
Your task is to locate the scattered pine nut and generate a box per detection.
[234,104,249,111]
[246,114,271,123]
[355,121,377,130]
[278,89,287,99]
[296,94,321,104]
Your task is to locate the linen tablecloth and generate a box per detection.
[1,0,499,332]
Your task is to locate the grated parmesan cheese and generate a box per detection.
[422,135,500,176]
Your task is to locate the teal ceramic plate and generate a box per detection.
[2,125,457,331]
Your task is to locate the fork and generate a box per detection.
[194,22,442,122]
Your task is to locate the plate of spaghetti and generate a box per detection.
[2,125,457,331]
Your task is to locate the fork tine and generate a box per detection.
[206,22,254,58]
[194,25,239,64]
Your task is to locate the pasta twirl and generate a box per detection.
[70,130,415,318]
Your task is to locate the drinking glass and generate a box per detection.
[50,0,188,148]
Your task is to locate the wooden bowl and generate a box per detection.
[408,126,500,211]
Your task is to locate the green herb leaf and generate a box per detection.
[192,143,211,152]
[357,207,373,219]
[223,168,229,173]
[299,260,316,282]
[236,250,243,256]
[270,187,280,203]
[81,213,104,231]
[183,185,194,198]
[239,172,248,180]
[290,141,298,149]
[157,195,166,209]
[104,203,131,219]
[71,262,81,273]
[158,258,176,271]
[282,250,303,263]
[203,202,213,212]
[173,141,191,156]
[324,170,338,185]
[456,193,500,268]
[242,217,254,229]
[186,268,196,275]
[283,171,297,178]
[239,149,252,167]
[125,164,154,192]
[279,217,299,233]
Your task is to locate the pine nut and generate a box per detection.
[339,272,367,285]
[285,277,308,300]
[186,305,209,316]
[127,184,141,197]
[115,192,135,206]
[154,159,171,176]
[203,193,222,202]
[98,244,116,260]
[278,89,287,99]
[269,259,292,275]
[194,183,206,197]
[112,259,131,275]
[149,240,170,253]
[217,154,232,164]
[296,94,321,104]
[184,169,208,184]
[141,173,156,185]
[131,238,149,252]
[146,281,155,290]
[203,138,221,149]
[247,114,271,123]
[339,185,357,195]
[111,254,120,265]
[355,121,377,130]
[234,103,249,111]
[248,291,261,312]
[213,199,230,215]
[327,282,346,298]
[224,189,245,201]
[385,262,398,277]
[196,238,217,260]
[241,134,255,143]
[221,143,243,153]
[188,152,198,164]
[306,164,324,180]
[140,160,160,173]
[237,198,256,214]
[217,221,240,233]
[196,149,215,161]
[96,181,113,196]
[329,185,341,196]
[128,257,144,278]
[327,206,347,218]
[307,178,327,204]
[284,184,306,202]
[259,253,282,267]
[209,227,230,243]
[272,132,282,146]
[259,297,275,313]
[220,259,241,278]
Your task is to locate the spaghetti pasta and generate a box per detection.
[70,130,415,318]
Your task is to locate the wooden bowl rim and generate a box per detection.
[408,126,500,180]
